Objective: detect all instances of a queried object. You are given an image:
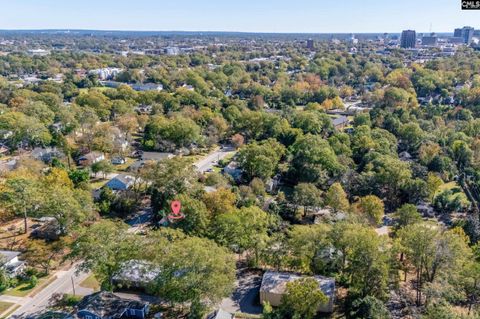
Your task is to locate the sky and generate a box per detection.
[0,0,479,33]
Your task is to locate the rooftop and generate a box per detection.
[260,271,335,298]
[77,291,147,318]
[0,250,21,263]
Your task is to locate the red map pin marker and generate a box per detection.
[171,201,181,215]
[168,200,185,221]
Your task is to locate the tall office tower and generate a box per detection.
[454,26,475,44]
[306,39,315,49]
[400,30,416,48]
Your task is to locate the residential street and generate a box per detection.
[6,265,92,318]
[194,146,235,173]
[0,147,237,318]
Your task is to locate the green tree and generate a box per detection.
[284,224,331,274]
[0,176,41,233]
[281,277,328,319]
[237,138,285,181]
[354,195,385,226]
[348,296,390,319]
[68,220,140,290]
[394,204,421,230]
[211,206,270,265]
[91,160,114,179]
[173,194,210,236]
[290,134,344,184]
[398,224,471,305]
[325,182,349,212]
[292,183,323,217]
[150,236,236,318]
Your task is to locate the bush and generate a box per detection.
[347,295,390,319]
[29,275,38,288]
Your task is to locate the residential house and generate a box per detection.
[0,143,9,156]
[0,158,17,173]
[112,260,161,290]
[417,202,435,217]
[141,152,174,162]
[259,271,335,313]
[111,156,126,165]
[31,220,63,241]
[105,174,136,191]
[222,162,243,182]
[134,105,152,115]
[130,83,163,92]
[399,151,413,162]
[76,291,149,319]
[31,147,64,163]
[0,250,26,276]
[332,116,350,130]
[265,175,281,194]
[78,152,105,166]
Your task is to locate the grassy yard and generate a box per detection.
[4,275,56,297]
[89,178,109,190]
[79,86,109,94]
[0,301,15,317]
[438,181,459,191]
[112,157,136,172]
[79,274,100,291]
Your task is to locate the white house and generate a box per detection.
[0,250,25,276]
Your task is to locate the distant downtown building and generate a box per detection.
[454,26,474,44]
[400,30,416,48]
[306,39,315,50]
[422,33,438,46]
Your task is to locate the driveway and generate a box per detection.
[220,269,263,315]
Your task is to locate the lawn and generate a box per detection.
[89,178,109,190]
[79,86,109,94]
[0,301,14,317]
[112,157,136,172]
[4,275,55,297]
[79,274,100,291]
[438,181,459,191]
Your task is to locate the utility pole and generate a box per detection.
[71,276,76,296]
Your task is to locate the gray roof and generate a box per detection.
[141,152,173,161]
[260,271,335,299]
[332,116,349,127]
[0,250,21,263]
[112,260,161,287]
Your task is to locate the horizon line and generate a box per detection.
[0,28,459,35]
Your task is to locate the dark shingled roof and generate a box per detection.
[76,291,147,318]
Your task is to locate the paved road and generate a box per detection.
[194,146,235,173]
[2,147,237,317]
[7,265,92,318]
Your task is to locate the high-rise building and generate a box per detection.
[422,32,438,46]
[400,30,416,48]
[454,26,475,44]
[306,39,315,50]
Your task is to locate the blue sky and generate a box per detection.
[0,0,478,33]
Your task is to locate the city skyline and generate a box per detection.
[0,0,479,33]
